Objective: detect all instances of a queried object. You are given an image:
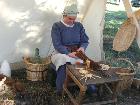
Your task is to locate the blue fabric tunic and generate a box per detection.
[51,21,89,54]
[51,21,96,93]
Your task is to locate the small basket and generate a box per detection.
[23,57,51,81]
[115,68,135,92]
[112,58,135,92]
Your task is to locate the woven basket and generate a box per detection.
[113,18,136,52]
[112,58,135,93]
[115,68,135,92]
[23,57,51,81]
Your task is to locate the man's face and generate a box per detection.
[64,16,77,26]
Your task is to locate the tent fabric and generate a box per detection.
[0,0,105,63]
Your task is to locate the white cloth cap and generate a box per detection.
[63,4,79,16]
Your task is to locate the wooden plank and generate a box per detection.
[67,68,87,91]
[122,0,139,28]
[63,87,79,105]
[122,0,134,18]
[104,83,113,94]
[67,65,121,85]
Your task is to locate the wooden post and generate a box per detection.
[122,0,140,48]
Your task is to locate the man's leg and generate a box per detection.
[56,64,66,94]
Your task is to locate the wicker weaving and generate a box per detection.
[112,58,135,93]
[115,68,135,93]
[113,9,140,52]
[113,18,136,51]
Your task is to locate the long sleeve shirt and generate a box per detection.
[51,21,89,54]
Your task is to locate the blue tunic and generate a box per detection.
[51,21,89,54]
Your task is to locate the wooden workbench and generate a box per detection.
[63,64,122,105]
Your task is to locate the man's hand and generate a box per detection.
[68,52,77,58]
[77,47,85,53]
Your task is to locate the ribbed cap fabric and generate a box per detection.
[63,4,79,16]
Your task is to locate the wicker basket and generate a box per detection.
[115,68,135,93]
[23,57,51,81]
[113,18,136,52]
[112,58,135,93]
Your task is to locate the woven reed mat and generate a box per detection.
[113,18,136,51]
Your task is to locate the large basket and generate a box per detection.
[23,57,51,81]
[113,18,136,52]
[112,58,135,93]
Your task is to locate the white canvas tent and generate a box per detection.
[0,0,106,65]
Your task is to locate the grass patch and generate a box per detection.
[103,10,140,78]
[103,10,127,37]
